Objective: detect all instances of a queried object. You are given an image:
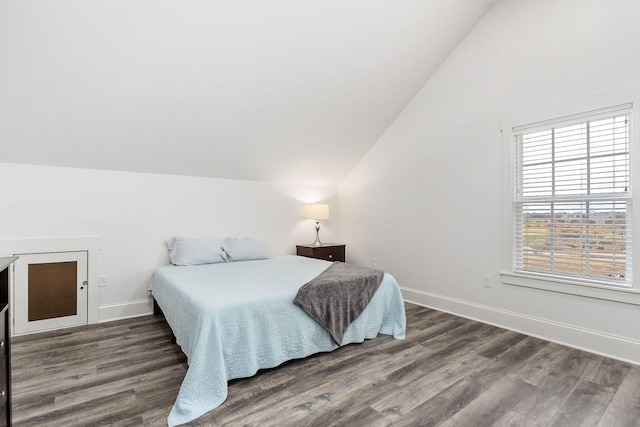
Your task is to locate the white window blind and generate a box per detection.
[513,104,632,286]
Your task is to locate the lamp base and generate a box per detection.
[312,221,322,246]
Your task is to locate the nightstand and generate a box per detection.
[0,257,16,427]
[296,244,345,262]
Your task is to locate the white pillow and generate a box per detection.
[166,237,227,266]
[222,237,271,262]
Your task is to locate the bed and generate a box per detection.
[151,254,406,426]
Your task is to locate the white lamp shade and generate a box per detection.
[304,203,330,221]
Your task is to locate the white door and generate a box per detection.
[14,251,88,334]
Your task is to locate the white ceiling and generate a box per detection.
[0,0,496,186]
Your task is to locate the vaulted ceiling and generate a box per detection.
[0,0,496,185]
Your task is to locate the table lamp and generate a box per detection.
[303,203,330,247]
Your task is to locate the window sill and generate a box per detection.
[501,271,640,306]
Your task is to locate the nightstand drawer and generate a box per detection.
[311,246,344,262]
[0,308,6,361]
[0,357,7,410]
[296,244,345,262]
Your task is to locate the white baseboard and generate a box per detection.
[99,298,153,322]
[401,287,640,367]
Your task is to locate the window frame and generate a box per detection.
[501,98,640,306]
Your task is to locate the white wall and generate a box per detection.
[0,163,338,322]
[339,0,640,364]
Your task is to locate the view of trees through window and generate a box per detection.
[515,112,630,284]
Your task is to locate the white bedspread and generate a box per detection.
[151,255,406,426]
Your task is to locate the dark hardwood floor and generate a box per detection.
[10,303,640,426]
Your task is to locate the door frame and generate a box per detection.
[0,236,100,336]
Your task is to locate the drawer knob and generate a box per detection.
[329,254,333,259]
[0,391,5,398]
[0,341,4,348]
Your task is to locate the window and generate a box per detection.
[512,104,632,287]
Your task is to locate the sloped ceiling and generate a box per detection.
[0,0,496,186]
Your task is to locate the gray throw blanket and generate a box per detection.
[293,262,384,345]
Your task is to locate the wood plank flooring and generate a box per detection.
[10,303,640,426]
